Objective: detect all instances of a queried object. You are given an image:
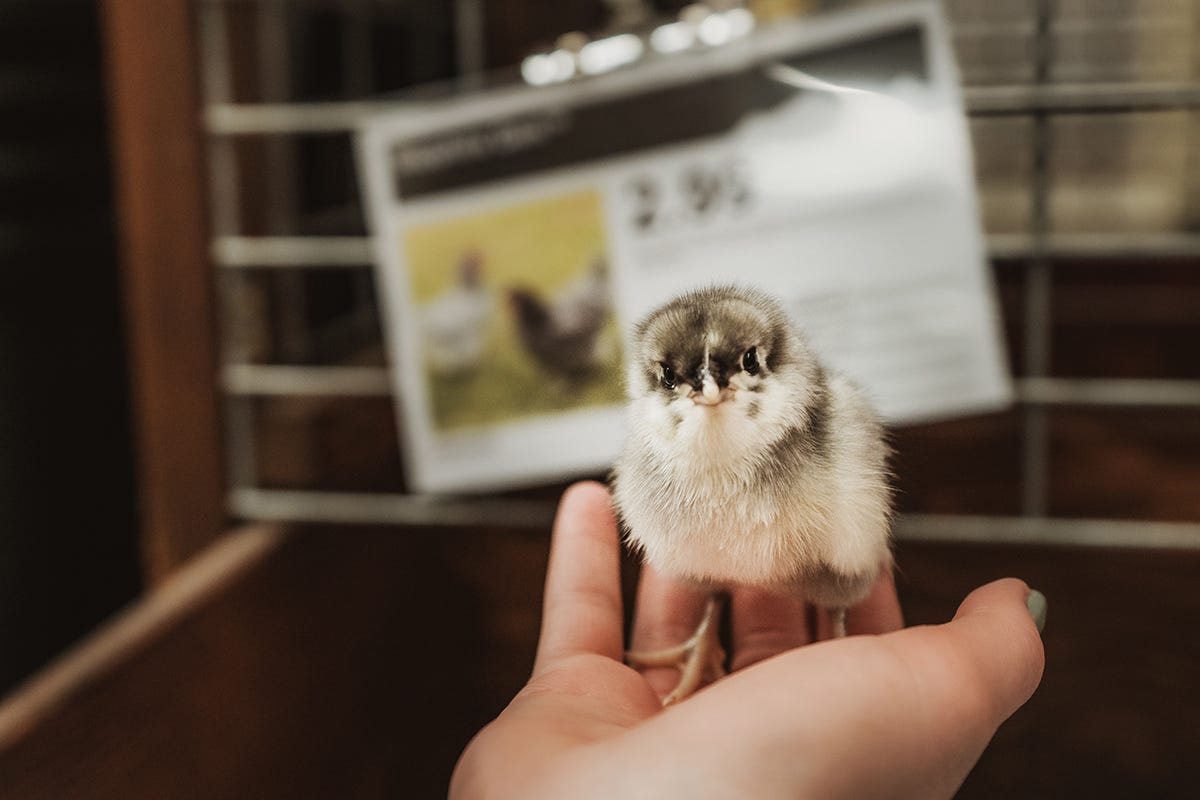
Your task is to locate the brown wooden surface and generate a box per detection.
[1,517,1196,799]
[0,521,549,799]
[898,540,1200,800]
[100,0,226,581]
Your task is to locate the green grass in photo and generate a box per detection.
[402,189,624,431]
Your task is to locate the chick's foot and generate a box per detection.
[626,593,727,706]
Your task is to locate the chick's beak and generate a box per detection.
[694,374,723,406]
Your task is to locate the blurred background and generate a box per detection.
[1,0,1198,797]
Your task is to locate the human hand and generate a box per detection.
[449,481,1045,799]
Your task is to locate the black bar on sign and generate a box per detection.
[389,26,927,201]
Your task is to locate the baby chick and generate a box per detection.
[611,285,892,705]
[421,251,493,376]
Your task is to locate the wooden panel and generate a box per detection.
[899,541,1200,800]
[1,519,1196,798]
[99,0,226,580]
[0,522,552,799]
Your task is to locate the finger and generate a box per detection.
[847,567,904,634]
[728,586,811,671]
[810,567,903,640]
[831,577,1042,738]
[628,564,710,650]
[933,577,1046,724]
[628,562,709,699]
[532,482,625,673]
[813,577,1044,788]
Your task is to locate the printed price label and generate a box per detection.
[620,157,754,235]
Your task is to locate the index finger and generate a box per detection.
[628,562,710,699]
[847,568,904,635]
[532,482,625,674]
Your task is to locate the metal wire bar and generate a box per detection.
[1020,0,1055,518]
[197,8,240,236]
[967,82,1200,115]
[221,364,392,395]
[197,1,261,491]
[256,1,311,363]
[1021,267,1052,513]
[205,100,411,134]
[226,487,1200,549]
[214,236,375,267]
[896,513,1200,550]
[219,364,1200,408]
[988,231,1200,260]
[202,82,1200,136]
[229,488,558,528]
[1016,378,1200,407]
[213,231,1200,269]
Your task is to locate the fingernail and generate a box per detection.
[1026,589,1047,634]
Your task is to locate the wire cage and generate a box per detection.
[195,0,1200,547]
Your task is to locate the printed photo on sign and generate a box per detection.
[402,189,623,432]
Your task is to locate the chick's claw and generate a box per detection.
[831,606,848,639]
[626,594,727,706]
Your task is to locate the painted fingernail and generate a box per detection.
[1026,589,1047,634]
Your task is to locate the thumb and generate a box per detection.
[931,577,1046,728]
[610,579,1046,800]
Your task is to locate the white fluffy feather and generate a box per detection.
[612,286,892,609]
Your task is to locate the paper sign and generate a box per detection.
[358,0,1010,493]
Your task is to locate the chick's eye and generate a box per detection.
[742,347,760,375]
[659,363,676,390]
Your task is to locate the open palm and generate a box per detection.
[450,482,1044,800]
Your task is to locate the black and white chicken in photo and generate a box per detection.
[420,250,494,376]
[507,257,613,380]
